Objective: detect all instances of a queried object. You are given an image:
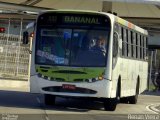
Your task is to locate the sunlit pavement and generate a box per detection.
[156,105,160,111]
[0,86,159,120]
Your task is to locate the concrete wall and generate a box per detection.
[148,33,160,48]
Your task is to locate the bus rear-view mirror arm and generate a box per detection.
[22,21,36,45]
[23,31,29,44]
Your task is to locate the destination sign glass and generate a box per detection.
[37,12,110,28]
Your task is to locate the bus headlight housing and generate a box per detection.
[98,76,103,80]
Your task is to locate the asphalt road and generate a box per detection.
[0,89,159,120]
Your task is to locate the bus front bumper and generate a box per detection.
[30,75,112,98]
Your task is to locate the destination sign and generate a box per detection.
[38,13,110,27]
[63,16,100,24]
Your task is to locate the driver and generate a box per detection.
[91,36,106,55]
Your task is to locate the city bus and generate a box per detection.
[24,10,148,111]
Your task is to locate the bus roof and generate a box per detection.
[39,9,148,35]
[114,16,148,35]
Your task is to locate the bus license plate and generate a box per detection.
[62,84,76,90]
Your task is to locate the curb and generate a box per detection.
[0,79,29,92]
[142,91,160,96]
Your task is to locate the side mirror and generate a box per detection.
[23,31,29,44]
[113,32,119,57]
[112,32,119,69]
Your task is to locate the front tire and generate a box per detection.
[104,82,120,111]
[120,97,129,103]
[104,98,117,111]
[44,94,56,105]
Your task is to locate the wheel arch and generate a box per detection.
[117,75,121,97]
[137,75,140,94]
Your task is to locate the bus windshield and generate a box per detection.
[35,13,110,67]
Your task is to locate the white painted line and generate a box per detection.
[146,104,159,114]
[45,116,49,120]
[151,106,160,112]
[36,97,50,120]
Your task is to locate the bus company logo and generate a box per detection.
[2,113,18,120]
[64,16,100,24]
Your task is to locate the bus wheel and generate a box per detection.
[128,82,139,104]
[120,97,129,104]
[104,85,119,111]
[44,94,56,105]
[104,98,117,111]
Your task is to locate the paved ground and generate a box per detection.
[0,86,159,120]
[156,105,160,111]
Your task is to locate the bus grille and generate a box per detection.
[42,86,97,94]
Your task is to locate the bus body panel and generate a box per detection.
[110,18,148,98]
[111,57,148,98]
[30,75,112,98]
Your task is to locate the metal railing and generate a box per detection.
[0,33,30,80]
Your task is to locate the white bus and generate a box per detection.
[24,10,148,111]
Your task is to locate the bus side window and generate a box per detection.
[145,37,148,60]
[143,36,145,60]
[126,29,130,57]
[139,35,141,59]
[130,31,134,58]
[123,28,127,57]
[118,25,122,56]
[138,34,141,59]
[128,30,133,57]
[140,35,144,60]
[133,32,136,58]
[130,30,132,58]
[141,35,143,60]
[121,27,125,57]
[136,33,138,59]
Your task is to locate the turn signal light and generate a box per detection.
[98,76,103,80]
